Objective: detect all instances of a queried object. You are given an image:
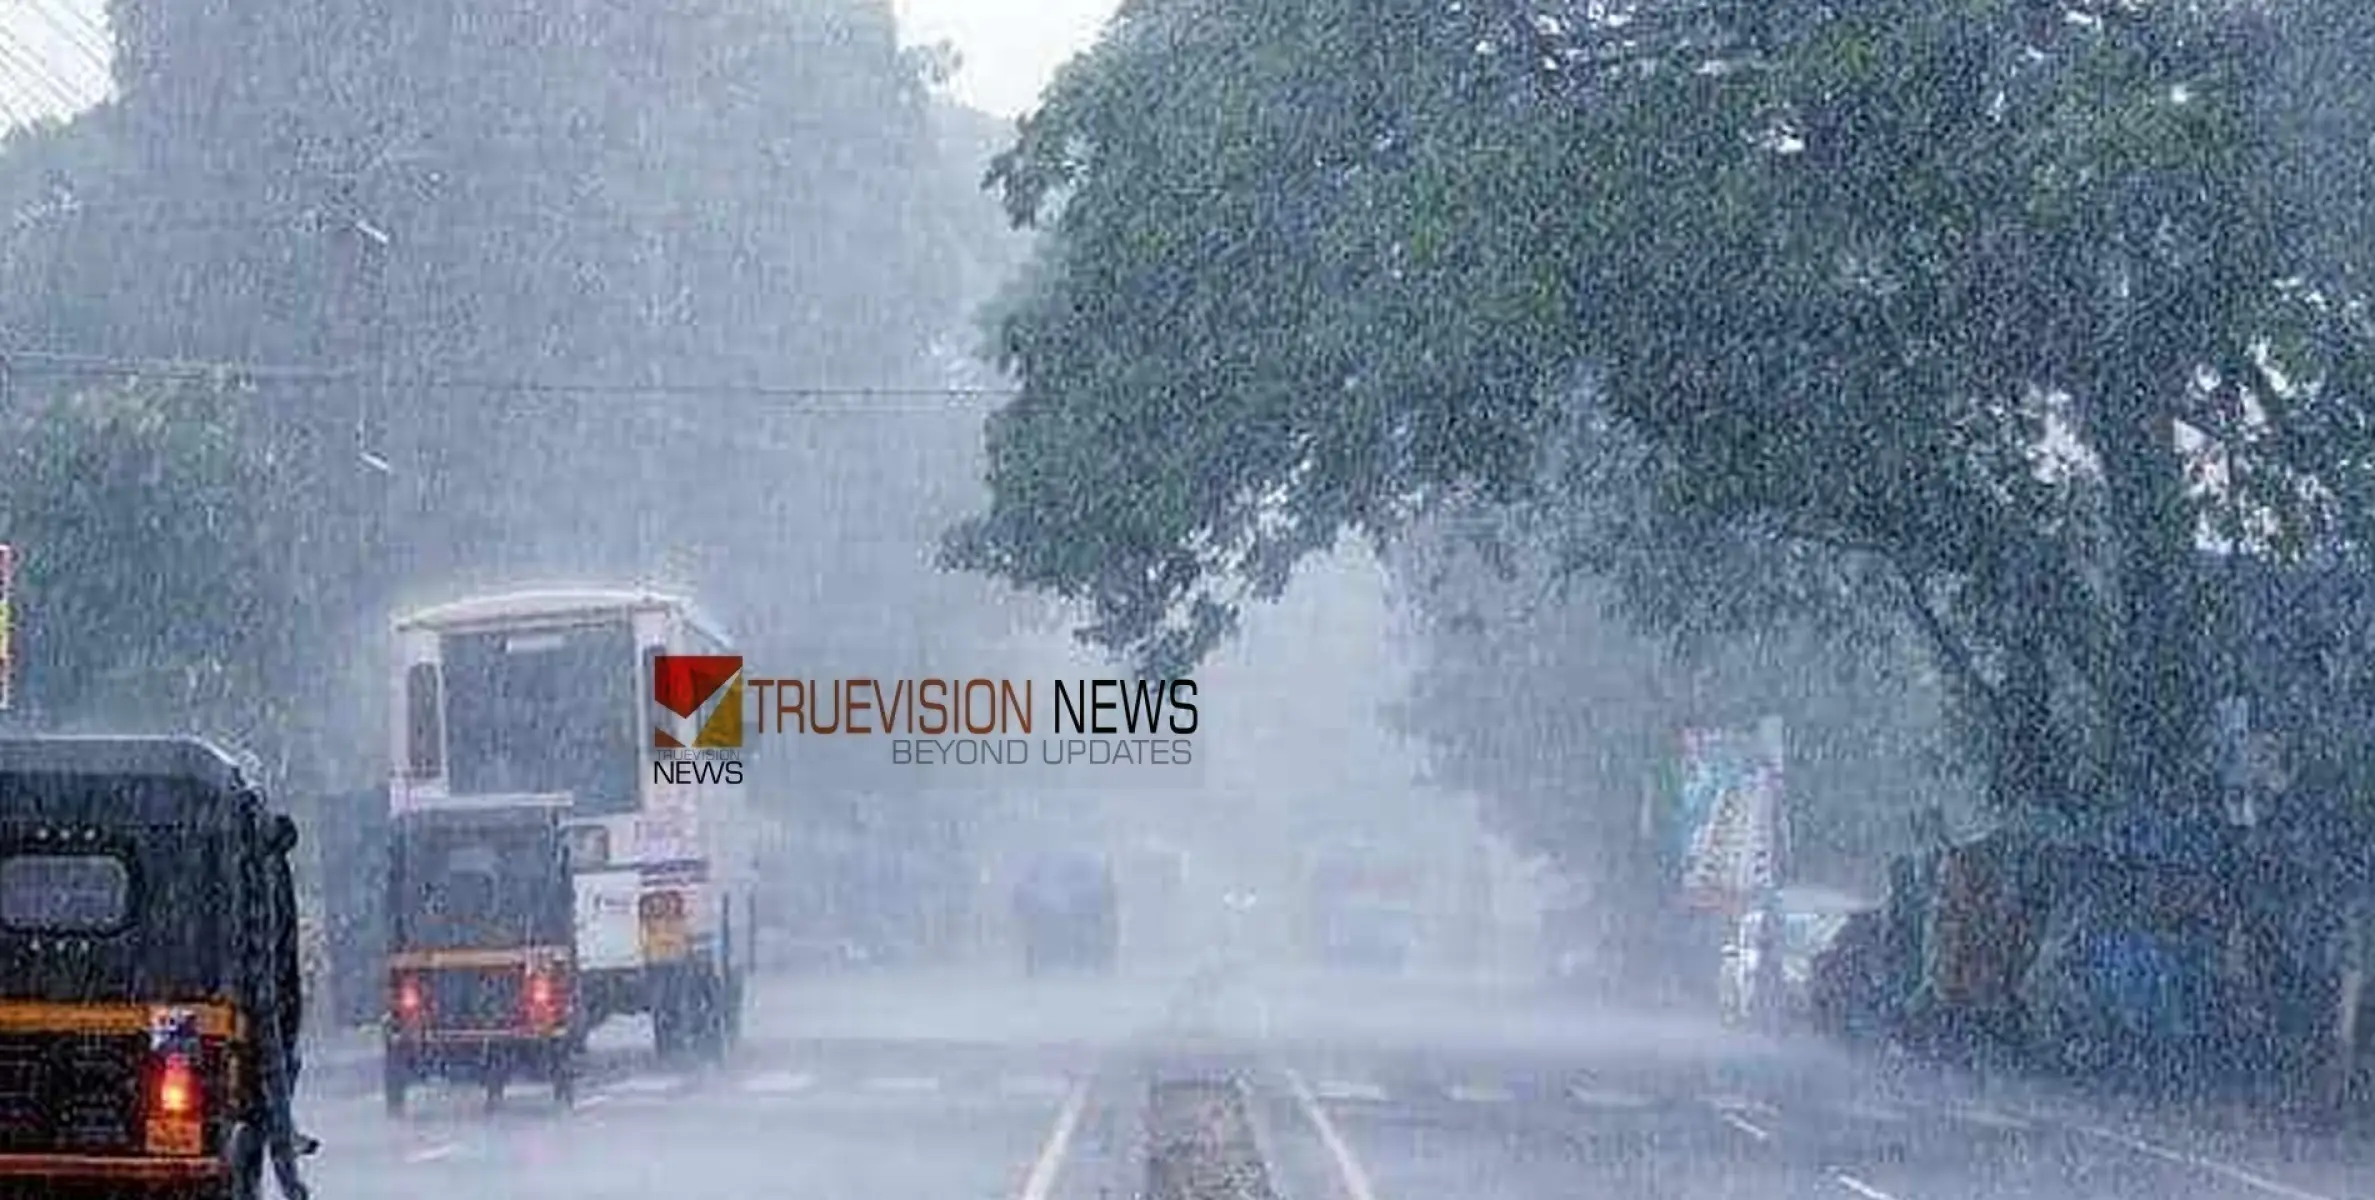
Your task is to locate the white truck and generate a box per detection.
[388,588,759,1064]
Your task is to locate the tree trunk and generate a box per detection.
[2089,379,2210,819]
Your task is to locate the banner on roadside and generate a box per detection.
[1673,716,1787,912]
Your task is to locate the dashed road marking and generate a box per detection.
[1567,1084,1656,1109]
[740,1071,816,1094]
[1014,1079,1091,1200]
[2073,1123,2340,1200]
[607,1074,687,1095]
[1706,1093,1780,1118]
[1447,1083,1515,1104]
[1947,1104,2031,1132]
[403,1142,460,1165]
[1287,1070,1382,1200]
[1721,1112,1773,1141]
[1314,1079,1389,1104]
[864,1075,942,1093]
[575,1094,612,1110]
[1831,1171,1897,1200]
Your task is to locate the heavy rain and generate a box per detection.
[0,2,2371,1200]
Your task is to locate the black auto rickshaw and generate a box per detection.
[382,800,579,1113]
[0,735,313,1200]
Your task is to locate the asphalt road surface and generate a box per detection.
[290,963,2374,1200]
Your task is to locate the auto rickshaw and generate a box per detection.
[381,800,579,1113]
[0,735,314,1200]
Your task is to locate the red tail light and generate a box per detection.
[154,1053,198,1118]
[394,974,426,1023]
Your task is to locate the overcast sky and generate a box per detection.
[893,0,1120,117]
[0,1,1118,131]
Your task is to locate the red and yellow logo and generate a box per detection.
[652,655,742,749]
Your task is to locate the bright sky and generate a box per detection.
[892,0,1121,117]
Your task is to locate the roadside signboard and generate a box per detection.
[1675,717,1787,913]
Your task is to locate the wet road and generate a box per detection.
[291,965,2372,1200]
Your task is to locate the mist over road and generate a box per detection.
[294,964,2371,1200]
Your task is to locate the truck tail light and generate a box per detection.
[523,966,568,1028]
[393,973,427,1025]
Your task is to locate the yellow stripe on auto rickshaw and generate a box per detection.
[387,946,571,971]
[0,1152,227,1179]
[0,1001,241,1040]
[395,1028,569,1046]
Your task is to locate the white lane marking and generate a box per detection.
[1014,1078,1092,1200]
[1707,1093,1780,1117]
[1568,1085,1655,1109]
[1287,1070,1382,1200]
[1831,1171,1897,1200]
[403,1143,460,1164]
[606,1074,687,1094]
[597,1093,674,1108]
[1721,1111,1773,1141]
[741,1071,816,1094]
[1000,1074,1074,1098]
[1313,1079,1388,1103]
[1948,1105,2031,1132]
[1447,1083,1515,1104]
[864,1075,942,1093]
[575,1093,612,1110]
[2073,1123,2340,1200]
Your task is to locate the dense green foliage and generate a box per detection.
[952,0,2375,861]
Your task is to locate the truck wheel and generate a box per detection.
[382,1055,410,1118]
[653,979,686,1060]
[692,971,728,1060]
[722,969,746,1048]
[552,1050,579,1109]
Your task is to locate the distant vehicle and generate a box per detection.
[381,802,579,1112]
[1303,843,1424,971]
[1318,898,1420,971]
[1014,851,1118,974]
[387,589,760,1087]
[0,736,313,1200]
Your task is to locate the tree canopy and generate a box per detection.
[951,0,2375,847]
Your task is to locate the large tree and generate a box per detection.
[951,0,2375,839]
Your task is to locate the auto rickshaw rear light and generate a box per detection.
[155,1053,197,1117]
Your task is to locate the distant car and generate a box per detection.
[1014,852,1118,975]
[1318,900,1418,971]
